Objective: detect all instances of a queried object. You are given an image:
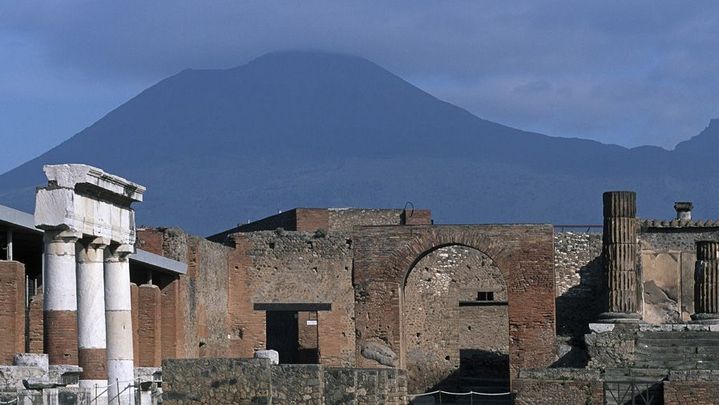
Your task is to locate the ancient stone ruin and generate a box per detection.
[0,165,718,404]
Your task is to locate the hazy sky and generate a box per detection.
[1,1,718,173]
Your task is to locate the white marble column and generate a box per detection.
[76,237,110,399]
[43,229,82,365]
[105,244,135,405]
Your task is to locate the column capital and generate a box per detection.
[44,229,83,243]
[77,237,110,264]
[105,243,134,262]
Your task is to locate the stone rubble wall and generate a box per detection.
[162,358,407,405]
[554,232,603,338]
[512,368,604,405]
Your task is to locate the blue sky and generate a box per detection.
[1,1,718,173]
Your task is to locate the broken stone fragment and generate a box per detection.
[360,341,398,367]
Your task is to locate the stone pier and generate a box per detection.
[599,191,641,322]
[692,241,719,324]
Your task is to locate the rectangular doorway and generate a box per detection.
[266,311,299,364]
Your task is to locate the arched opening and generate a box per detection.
[402,245,509,394]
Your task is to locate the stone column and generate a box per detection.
[600,191,642,322]
[105,244,135,405]
[43,229,82,365]
[76,237,109,393]
[692,241,719,324]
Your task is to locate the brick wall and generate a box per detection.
[664,381,719,404]
[352,225,555,383]
[0,261,25,364]
[664,371,719,405]
[138,284,162,367]
[137,228,232,359]
[229,231,355,366]
[296,209,330,232]
[131,283,139,365]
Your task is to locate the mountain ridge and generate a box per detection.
[0,50,716,234]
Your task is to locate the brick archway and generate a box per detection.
[352,224,555,382]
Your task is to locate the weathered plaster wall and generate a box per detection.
[639,227,719,322]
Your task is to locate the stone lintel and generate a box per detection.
[44,164,145,203]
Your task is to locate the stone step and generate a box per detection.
[637,331,719,339]
[635,346,719,357]
[633,358,719,369]
[636,338,719,347]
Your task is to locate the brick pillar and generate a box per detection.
[76,237,109,391]
[161,277,184,359]
[599,191,642,323]
[692,241,719,324]
[43,229,81,365]
[138,284,162,367]
[131,283,139,365]
[0,261,25,364]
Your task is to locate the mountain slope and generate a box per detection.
[0,51,713,234]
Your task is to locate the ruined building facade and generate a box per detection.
[1,165,718,404]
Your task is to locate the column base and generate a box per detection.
[691,313,719,324]
[80,379,109,405]
[597,311,642,323]
[108,359,135,405]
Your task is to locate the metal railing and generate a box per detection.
[409,389,512,404]
[604,379,663,405]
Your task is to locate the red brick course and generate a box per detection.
[664,381,719,405]
[131,283,139,365]
[44,310,78,365]
[295,209,330,232]
[138,284,162,367]
[78,348,108,379]
[0,261,25,364]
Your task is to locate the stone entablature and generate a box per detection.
[35,164,144,245]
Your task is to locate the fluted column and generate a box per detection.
[77,237,110,394]
[105,244,135,405]
[599,191,642,322]
[692,241,719,324]
[43,229,82,365]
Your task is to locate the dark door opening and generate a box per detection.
[266,311,300,364]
